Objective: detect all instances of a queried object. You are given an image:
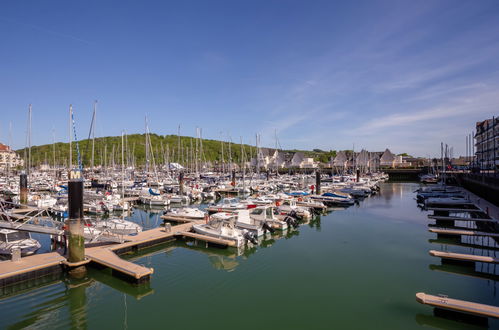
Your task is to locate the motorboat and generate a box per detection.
[207,198,248,214]
[163,207,206,220]
[248,205,291,230]
[0,229,41,256]
[192,215,251,247]
[94,218,142,235]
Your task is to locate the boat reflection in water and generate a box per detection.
[176,224,305,272]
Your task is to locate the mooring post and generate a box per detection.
[179,171,184,195]
[19,172,28,205]
[356,169,360,182]
[66,170,86,278]
[316,170,321,195]
[266,170,270,181]
[231,169,236,187]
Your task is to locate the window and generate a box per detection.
[251,209,263,215]
[6,231,30,242]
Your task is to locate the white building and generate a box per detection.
[0,143,23,169]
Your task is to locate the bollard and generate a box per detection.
[164,223,172,233]
[11,248,21,262]
[66,172,86,278]
[316,170,321,195]
[20,173,28,205]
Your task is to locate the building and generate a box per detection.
[0,143,23,169]
[475,117,499,169]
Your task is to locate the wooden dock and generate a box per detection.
[0,252,65,287]
[416,292,499,319]
[429,228,499,238]
[85,247,153,282]
[429,250,499,264]
[426,207,481,212]
[428,215,498,223]
[0,221,210,287]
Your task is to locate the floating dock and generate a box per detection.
[429,250,499,264]
[0,252,66,287]
[85,247,153,283]
[416,292,499,319]
[429,228,499,238]
[0,220,236,287]
[428,215,498,223]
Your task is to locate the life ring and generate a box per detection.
[298,197,303,202]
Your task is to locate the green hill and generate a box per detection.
[15,133,338,168]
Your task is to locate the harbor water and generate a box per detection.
[0,183,497,329]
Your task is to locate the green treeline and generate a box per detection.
[16,133,339,168]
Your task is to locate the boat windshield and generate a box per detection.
[266,207,273,219]
[0,233,6,242]
[6,231,30,242]
[250,209,264,215]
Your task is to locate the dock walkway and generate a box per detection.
[429,227,499,238]
[0,252,65,287]
[0,221,211,286]
[429,250,499,264]
[416,292,499,319]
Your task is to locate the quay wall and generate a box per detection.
[455,173,499,206]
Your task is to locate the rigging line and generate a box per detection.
[71,111,83,171]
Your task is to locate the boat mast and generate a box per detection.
[91,100,97,170]
[122,130,125,198]
[145,116,149,173]
[69,104,72,170]
[52,128,56,180]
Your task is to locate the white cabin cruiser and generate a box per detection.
[94,218,142,235]
[0,229,41,256]
[192,215,251,247]
[163,207,206,220]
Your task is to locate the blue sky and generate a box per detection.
[1,0,498,157]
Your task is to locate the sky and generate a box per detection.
[1,0,498,157]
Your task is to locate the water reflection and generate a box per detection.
[2,276,94,329]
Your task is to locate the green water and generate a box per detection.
[1,183,498,329]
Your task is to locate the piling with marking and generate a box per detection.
[316,170,321,195]
[66,171,86,278]
[19,173,28,205]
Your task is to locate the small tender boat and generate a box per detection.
[94,218,142,235]
[0,229,41,256]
